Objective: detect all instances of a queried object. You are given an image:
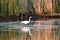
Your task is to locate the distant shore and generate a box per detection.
[0,14,60,22]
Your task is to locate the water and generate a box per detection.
[0,19,60,40]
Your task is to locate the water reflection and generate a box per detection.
[0,19,60,40]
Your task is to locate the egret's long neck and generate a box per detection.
[29,17,31,22]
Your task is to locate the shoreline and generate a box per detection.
[0,14,60,22]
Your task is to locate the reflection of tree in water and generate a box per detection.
[0,19,60,40]
[34,19,52,40]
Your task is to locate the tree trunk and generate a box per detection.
[32,0,42,16]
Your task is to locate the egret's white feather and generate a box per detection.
[21,16,32,24]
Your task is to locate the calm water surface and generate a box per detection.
[0,19,60,40]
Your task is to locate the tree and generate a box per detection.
[32,0,42,15]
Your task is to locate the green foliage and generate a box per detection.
[0,0,21,16]
[52,0,60,13]
[0,0,60,16]
[27,0,34,11]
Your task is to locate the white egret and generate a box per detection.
[21,16,32,24]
